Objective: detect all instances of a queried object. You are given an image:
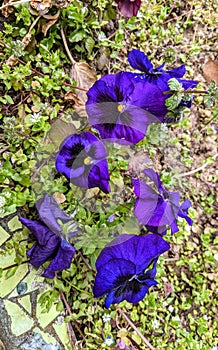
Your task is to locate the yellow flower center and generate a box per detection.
[84,157,91,165]
[117,104,126,113]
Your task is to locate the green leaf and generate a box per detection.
[5,266,18,279]
[85,37,95,55]
[168,78,183,91]
[69,30,85,43]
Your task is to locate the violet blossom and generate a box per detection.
[86,72,167,144]
[115,0,141,18]
[19,194,77,278]
[55,132,110,194]
[93,233,170,308]
[132,168,193,235]
[127,49,198,90]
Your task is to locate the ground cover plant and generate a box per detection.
[0,0,217,349]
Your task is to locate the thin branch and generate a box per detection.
[173,153,218,177]
[0,145,11,154]
[17,60,87,91]
[118,308,155,350]
[63,82,88,92]
[163,89,208,95]
[59,290,77,350]
[200,115,217,131]
[31,159,48,181]
[60,27,76,66]
[27,14,41,34]
[66,323,77,350]
[78,251,95,273]
[0,0,29,10]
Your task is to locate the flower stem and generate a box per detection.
[70,284,92,296]
[118,308,155,350]
[163,89,208,95]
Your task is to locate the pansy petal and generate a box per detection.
[35,194,72,235]
[27,234,60,267]
[145,192,181,228]
[120,104,160,134]
[96,234,170,274]
[93,258,136,298]
[178,199,193,225]
[167,65,186,78]
[93,123,146,145]
[69,164,86,178]
[70,173,89,188]
[87,102,119,129]
[56,151,85,179]
[42,240,75,278]
[128,49,153,73]
[19,217,55,245]
[116,0,141,18]
[169,219,179,234]
[178,79,198,90]
[143,258,158,279]
[143,168,164,191]
[146,225,168,236]
[114,72,135,97]
[130,82,168,118]
[132,178,158,199]
[87,73,135,128]
[105,279,157,308]
[88,141,107,160]
[88,160,110,193]
[134,197,160,225]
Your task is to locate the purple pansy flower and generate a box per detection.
[115,0,141,18]
[132,168,193,235]
[19,194,77,278]
[93,234,170,308]
[55,132,110,194]
[86,72,167,144]
[127,49,198,109]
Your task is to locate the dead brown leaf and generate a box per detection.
[42,8,60,19]
[42,22,58,36]
[6,56,18,67]
[47,119,77,146]
[70,62,97,103]
[22,33,32,48]
[202,59,218,85]
[30,0,52,13]
[42,10,60,36]
[55,0,73,7]
[53,192,66,204]
[64,90,87,117]
[1,0,14,17]
[64,90,84,107]
[0,339,6,350]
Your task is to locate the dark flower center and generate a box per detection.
[103,123,116,131]
[114,86,124,102]
[162,190,169,200]
[114,274,142,298]
[70,143,85,157]
[66,143,85,168]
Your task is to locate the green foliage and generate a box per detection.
[0,0,217,348]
